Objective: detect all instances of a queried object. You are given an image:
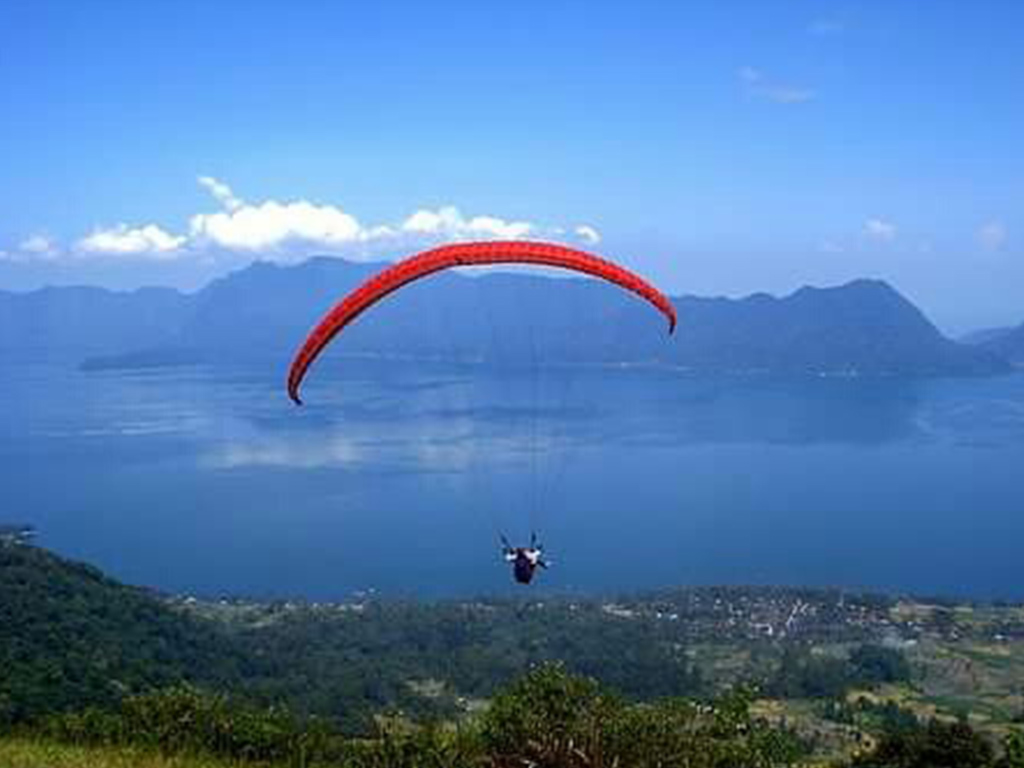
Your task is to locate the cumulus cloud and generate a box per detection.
[188,200,541,254]
[978,221,1007,251]
[400,206,533,240]
[16,177,600,263]
[739,66,815,104]
[20,234,58,254]
[187,178,555,255]
[198,176,243,212]
[77,224,187,257]
[190,200,367,251]
[0,234,60,262]
[864,218,897,242]
[1,233,62,262]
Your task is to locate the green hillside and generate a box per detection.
[0,542,248,723]
[4,541,1024,765]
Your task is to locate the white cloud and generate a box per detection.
[2,233,62,261]
[190,200,366,251]
[19,234,57,254]
[978,221,1007,251]
[401,206,534,240]
[739,66,815,104]
[21,177,601,263]
[198,176,243,212]
[575,225,601,245]
[190,190,540,255]
[77,224,187,257]
[818,239,845,254]
[864,218,897,242]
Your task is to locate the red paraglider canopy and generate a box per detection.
[287,240,676,404]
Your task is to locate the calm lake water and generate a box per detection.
[4,359,1024,600]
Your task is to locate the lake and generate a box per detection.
[4,359,1024,600]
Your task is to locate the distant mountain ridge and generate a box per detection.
[0,255,1010,376]
[0,285,190,361]
[977,323,1024,364]
[960,326,1014,346]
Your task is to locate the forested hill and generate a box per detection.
[0,255,1008,375]
[0,542,247,723]
[5,540,1024,764]
[0,538,903,732]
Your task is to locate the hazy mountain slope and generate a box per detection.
[168,261,1001,375]
[0,285,191,361]
[960,326,1014,346]
[978,322,1024,364]
[663,280,1002,375]
[1,256,1009,375]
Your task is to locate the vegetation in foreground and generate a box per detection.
[6,664,805,767]
[0,737,260,768]
[5,669,1024,767]
[5,541,1024,765]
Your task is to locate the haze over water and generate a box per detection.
[5,361,1024,601]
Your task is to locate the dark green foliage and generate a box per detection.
[33,668,805,768]
[848,645,911,685]
[481,662,617,762]
[236,599,705,731]
[767,646,852,698]
[41,685,330,764]
[341,722,486,768]
[852,719,994,768]
[481,663,805,768]
[766,644,911,699]
[0,545,249,725]
[0,545,702,733]
[0,542,917,753]
[998,730,1024,768]
[823,697,919,734]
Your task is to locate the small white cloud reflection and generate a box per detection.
[208,434,363,469]
[914,398,1024,447]
[203,412,576,474]
[51,365,589,474]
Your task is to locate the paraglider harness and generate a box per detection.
[501,533,549,585]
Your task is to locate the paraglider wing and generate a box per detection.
[287,240,677,404]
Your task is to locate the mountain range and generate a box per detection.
[961,323,1024,364]
[0,255,1012,376]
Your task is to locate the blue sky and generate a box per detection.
[1,0,1021,332]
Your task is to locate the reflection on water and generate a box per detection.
[2,360,1024,600]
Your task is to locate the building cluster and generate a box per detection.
[0,524,36,546]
